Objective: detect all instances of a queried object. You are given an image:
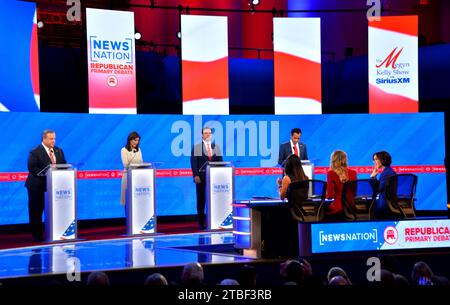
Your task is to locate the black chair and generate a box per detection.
[385,174,418,218]
[287,180,327,222]
[342,179,377,220]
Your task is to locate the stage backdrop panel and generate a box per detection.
[369,15,418,113]
[0,112,445,225]
[0,1,39,112]
[181,15,229,115]
[273,17,322,114]
[86,8,136,114]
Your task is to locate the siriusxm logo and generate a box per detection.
[55,189,73,201]
[89,37,133,63]
[213,183,230,193]
[376,78,410,84]
[134,187,151,197]
[319,229,378,246]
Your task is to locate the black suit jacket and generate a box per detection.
[190,142,223,180]
[278,141,308,166]
[25,144,67,192]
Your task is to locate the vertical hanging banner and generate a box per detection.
[181,15,229,114]
[0,1,40,112]
[86,8,136,114]
[273,18,322,114]
[369,16,418,113]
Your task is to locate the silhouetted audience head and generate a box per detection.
[327,267,351,284]
[411,261,449,285]
[280,260,304,285]
[220,278,239,285]
[371,269,396,286]
[411,261,434,285]
[87,271,110,286]
[181,262,204,285]
[379,254,400,274]
[145,273,168,286]
[329,275,351,286]
[239,264,257,285]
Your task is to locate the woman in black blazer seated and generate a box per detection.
[277,154,309,200]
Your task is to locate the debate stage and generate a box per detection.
[2,218,450,286]
[0,230,256,285]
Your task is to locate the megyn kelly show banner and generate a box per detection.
[369,15,418,113]
[86,8,136,114]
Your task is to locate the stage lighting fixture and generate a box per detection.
[248,0,260,13]
[176,31,181,39]
[37,21,44,29]
[135,32,142,40]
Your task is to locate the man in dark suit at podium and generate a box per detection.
[278,128,308,167]
[190,127,223,230]
[25,129,67,241]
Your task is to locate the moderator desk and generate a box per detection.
[234,199,450,258]
[233,199,299,259]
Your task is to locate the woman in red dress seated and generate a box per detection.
[326,150,357,220]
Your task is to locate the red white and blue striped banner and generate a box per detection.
[31,10,40,110]
[181,15,229,114]
[369,16,418,113]
[86,8,136,114]
[273,18,322,114]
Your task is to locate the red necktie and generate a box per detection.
[49,149,56,164]
[294,145,299,157]
[207,143,212,161]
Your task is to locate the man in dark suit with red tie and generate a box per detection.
[25,129,67,241]
[278,128,308,167]
[190,127,223,230]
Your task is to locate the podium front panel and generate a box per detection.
[47,169,77,241]
[302,163,314,197]
[206,166,234,230]
[127,168,156,235]
[302,163,314,180]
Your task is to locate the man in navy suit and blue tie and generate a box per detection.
[278,128,308,167]
[190,127,223,230]
[25,129,67,241]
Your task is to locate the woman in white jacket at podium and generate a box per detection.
[120,131,143,205]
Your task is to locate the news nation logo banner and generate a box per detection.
[273,18,322,114]
[86,8,136,114]
[181,15,229,114]
[311,219,450,254]
[369,16,418,113]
